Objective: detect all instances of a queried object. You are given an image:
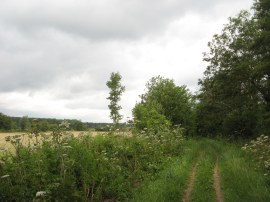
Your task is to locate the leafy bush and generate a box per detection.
[133,103,171,133]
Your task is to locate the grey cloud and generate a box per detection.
[0,0,251,40]
[0,25,118,93]
[0,0,253,122]
[64,94,108,110]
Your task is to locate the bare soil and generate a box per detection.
[213,161,224,202]
[182,160,200,202]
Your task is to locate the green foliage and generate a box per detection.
[20,116,30,131]
[197,1,270,138]
[253,0,270,111]
[106,72,125,127]
[0,112,90,132]
[134,138,270,202]
[132,157,193,202]
[0,113,13,131]
[133,102,171,133]
[220,142,270,202]
[133,76,195,135]
[0,121,184,201]
[69,119,88,131]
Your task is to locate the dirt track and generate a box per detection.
[182,160,200,202]
[214,161,224,202]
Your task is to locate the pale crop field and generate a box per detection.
[0,131,94,150]
[0,130,131,150]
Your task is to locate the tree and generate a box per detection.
[197,1,270,138]
[38,120,50,132]
[252,0,270,111]
[0,113,13,131]
[106,72,125,127]
[133,76,195,135]
[69,119,88,131]
[20,116,30,131]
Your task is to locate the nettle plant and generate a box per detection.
[242,135,270,175]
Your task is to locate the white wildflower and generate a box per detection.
[1,175,10,179]
[36,191,47,197]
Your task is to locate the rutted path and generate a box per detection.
[213,161,224,202]
[181,142,225,202]
[182,160,200,202]
[182,158,224,202]
[132,138,270,202]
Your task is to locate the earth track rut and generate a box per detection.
[213,161,224,202]
[182,160,199,202]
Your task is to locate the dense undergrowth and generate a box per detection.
[0,123,184,201]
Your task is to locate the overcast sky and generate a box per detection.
[0,0,253,122]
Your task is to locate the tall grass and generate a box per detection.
[219,144,270,202]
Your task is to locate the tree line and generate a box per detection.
[109,0,269,139]
[0,113,109,132]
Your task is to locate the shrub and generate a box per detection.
[242,135,270,175]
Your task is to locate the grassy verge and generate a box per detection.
[219,144,270,202]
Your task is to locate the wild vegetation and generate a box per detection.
[197,0,270,138]
[0,0,269,201]
[0,122,184,201]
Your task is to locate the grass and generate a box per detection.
[219,144,270,202]
[132,138,270,202]
[132,156,193,202]
[191,155,215,202]
[1,128,269,201]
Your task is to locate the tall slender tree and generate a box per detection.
[106,72,125,127]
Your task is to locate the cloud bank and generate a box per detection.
[0,0,253,122]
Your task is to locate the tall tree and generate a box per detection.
[197,1,270,137]
[106,72,125,127]
[252,0,270,111]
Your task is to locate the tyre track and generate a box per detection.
[182,160,200,202]
[213,161,224,202]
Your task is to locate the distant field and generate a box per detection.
[0,131,96,149]
[0,131,131,149]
